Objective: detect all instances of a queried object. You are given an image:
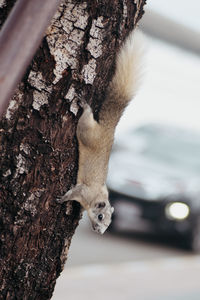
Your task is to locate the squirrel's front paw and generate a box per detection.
[56,196,65,204]
[56,190,73,204]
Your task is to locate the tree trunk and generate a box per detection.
[0,0,146,299]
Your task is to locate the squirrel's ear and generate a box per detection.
[96,202,106,209]
[111,207,114,213]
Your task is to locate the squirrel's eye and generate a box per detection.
[98,214,103,221]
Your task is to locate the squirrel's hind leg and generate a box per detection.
[77,101,100,147]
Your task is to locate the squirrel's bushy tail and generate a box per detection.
[99,29,145,129]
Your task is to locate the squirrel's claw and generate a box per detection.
[56,196,65,204]
[56,188,74,204]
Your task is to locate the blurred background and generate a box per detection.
[53,0,200,299]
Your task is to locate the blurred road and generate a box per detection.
[53,215,200,300]
[54,257,200,300]
[67,214,189,268]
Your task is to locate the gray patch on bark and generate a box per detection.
[46,1,89,84]
[32,90,49,110]
[81,58,97,84]
[5,89,24,120]
[28,71,53,93]
[65,85,76,101]
[14,154,30,177]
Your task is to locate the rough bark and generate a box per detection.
[0,0,146,299]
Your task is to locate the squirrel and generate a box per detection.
[57,29,144,234]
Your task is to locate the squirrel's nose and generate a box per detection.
[92,223,104,234]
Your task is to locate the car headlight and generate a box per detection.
[165,202,190,221]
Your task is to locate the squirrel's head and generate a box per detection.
[87,199,114,234]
